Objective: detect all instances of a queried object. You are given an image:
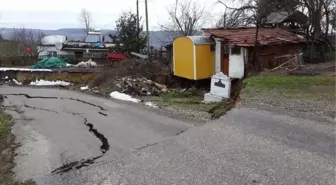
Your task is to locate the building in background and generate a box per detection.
[38,30,116,62]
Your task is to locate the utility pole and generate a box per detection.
[136,0,140,52]
[145,0,150,59]
[223,13,227,27]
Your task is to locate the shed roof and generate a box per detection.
[202,27,306,47]
[266,11,289,24]
[266,11,308,24]
[187,36,214,45]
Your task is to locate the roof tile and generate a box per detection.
[202,27,306,46]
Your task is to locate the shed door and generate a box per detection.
[221,43,229,76]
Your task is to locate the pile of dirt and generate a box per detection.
[89,59,174,92]
[115,76,169,96]
[109,59,170,77]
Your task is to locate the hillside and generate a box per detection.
[0,28,174,49]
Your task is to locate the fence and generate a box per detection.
[37,54,110,64]
[0,50,170,67]
[0,56,37,67]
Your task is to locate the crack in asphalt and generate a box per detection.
[1,93,185,175]
[98,112,108,116]
[136,142,159,151]
[175,130,186,136]
[50,111,110,174]
[67,98,107,111]
[80,140,164,170]
[23,103,59,114]
[83,118,110,154]
[1,93,58,99]
[51,155,103,175]
[1,94,110,174]
[63,110,110,154]
[1,93,107,111]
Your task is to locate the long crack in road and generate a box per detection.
[0,87,192,184]
[0,86,334,185]
[1,93,111,174]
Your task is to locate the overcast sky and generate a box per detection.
[0,0,229,30]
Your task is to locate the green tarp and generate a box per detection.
[32,57,71,69]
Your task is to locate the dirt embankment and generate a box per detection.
[84,60,234,120]
[0,70,96,85]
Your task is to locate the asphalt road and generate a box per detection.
[0,86,335,185]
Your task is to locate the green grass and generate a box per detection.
[160,92,194,101]
[0,113,11,140]
[0,180,36,185]
[0,109,36,185]
[242,76,336,99]
[150,92,229,118]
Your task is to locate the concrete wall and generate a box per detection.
[228,46,246,79]
[38,46,74,57]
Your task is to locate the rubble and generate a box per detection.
[74,59,97,68]
[114,76,169,96]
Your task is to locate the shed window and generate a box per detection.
[47,51,57,57]
[231,46,241,55]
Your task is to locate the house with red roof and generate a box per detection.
[202,27,307,78]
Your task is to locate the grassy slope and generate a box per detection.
[241,75,336,120]
[242,76,335,99]
[145,92,229,119]
[0,109,35,185]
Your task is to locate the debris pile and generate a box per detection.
[110,91,141,103]
[115,76,169,96]
[29,79,71,86]
[74,59,97,68]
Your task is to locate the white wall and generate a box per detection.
[228,46,246,79]
[38,46,74,56]
[214,38,222,74]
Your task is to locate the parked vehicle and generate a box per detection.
[107,52,126,63]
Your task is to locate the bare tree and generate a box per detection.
[0,12,3,40]
[10,27,45,45]
[217,0,300,27]
[217,0,335,39]
[9,27,45,55]
[79,8,94,34]
[161,0,206,37]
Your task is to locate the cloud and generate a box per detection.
[0,0,222,30]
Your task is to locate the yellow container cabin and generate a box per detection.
[173,36,215,80]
